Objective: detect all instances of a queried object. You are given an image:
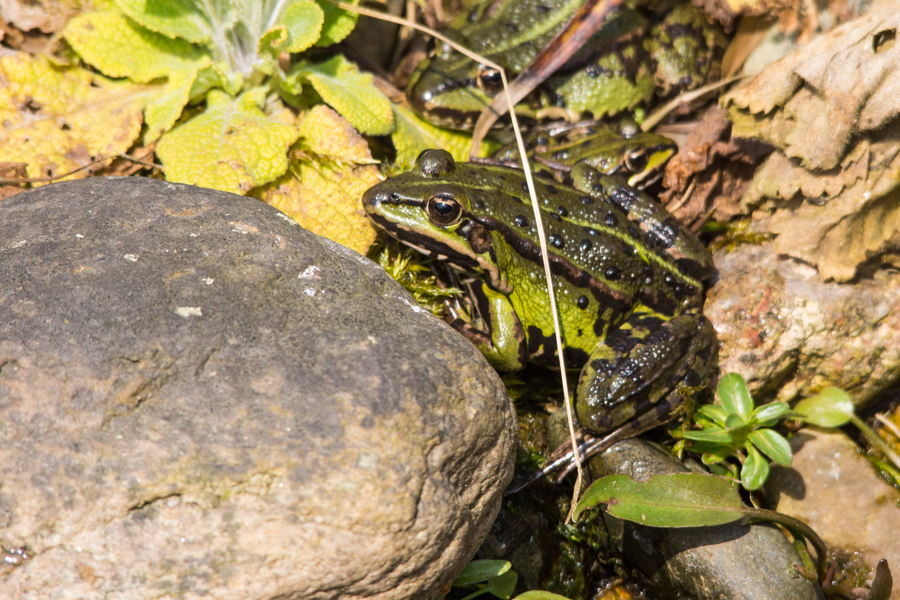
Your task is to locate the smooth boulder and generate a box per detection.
[0,177,517,599]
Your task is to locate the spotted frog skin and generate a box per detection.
[487,120,677,188]
[363,150,717,450]
[406,0,724,130]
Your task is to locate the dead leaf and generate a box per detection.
[747,122,900,281]
[0,0,84,34]
[661,106,771,223]
[690,0,852,33]
[722,4,900,171]
[741,135,884,211]
[721,5,900,281]
[0,53,144,184]
[720,14,775,77]
[0,161,26,200]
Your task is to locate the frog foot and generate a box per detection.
[505,312,716,495]
[575,310,716,438]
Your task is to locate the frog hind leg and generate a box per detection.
[575,310,717,439]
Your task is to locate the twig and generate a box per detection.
[0,152,162,185]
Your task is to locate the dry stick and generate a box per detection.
[876,413,900,442]
[327,0,588,507]
[640,74,748,132]
[0,152,161,184]
[469,0,623,157]
[666,180,696,214]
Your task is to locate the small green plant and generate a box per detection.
[678,373,793,490]
[794,386,900,474]
[452,561,572,600]
[369,241,464,316]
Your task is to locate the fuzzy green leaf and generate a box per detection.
[288,55,393,135]
[391,104,479,170]
[63,11,212,82]
[717,373,754,420]
[315,0,358,46]
[258,1,323,56]
[574,473,745,527]
[156,88,299,194]
[64,10,221,142]
[748,429,793,467]
[115,0,231,44]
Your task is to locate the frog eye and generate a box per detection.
[425,192,463,226]
[625,148,648,172]
[476,66,504,95]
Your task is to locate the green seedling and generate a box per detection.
[678,373,793,490]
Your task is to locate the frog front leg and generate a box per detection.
[575,310,717,441]
[446,281,527,372]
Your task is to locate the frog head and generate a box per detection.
[363,150,504,285]
[596,130,677,188]
[406,37,502,131]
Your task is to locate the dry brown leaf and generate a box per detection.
[720,14,774,77]
[691,0,852,33]
[661,106,771,223]
[766,170,900,282]
[741,134,889,211]
[690,0,792,28]
[722,4,900,171]
[746,121,900,281]
[0,161,26,200]
[0,0,86,34]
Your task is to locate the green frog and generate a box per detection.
[487,120,677,188]
[363,150,717,470]
[406,0,724,130]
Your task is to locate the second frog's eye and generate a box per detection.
[425,191,463,226]
[476,66,504,94]
[625,148,648,173]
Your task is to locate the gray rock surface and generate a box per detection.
[705,241,900,409]
[0,177,518,599]
[590,439,823,600]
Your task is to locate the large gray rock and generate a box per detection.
[0,177,517,599]
[589,439,823,600]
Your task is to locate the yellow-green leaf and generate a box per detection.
[114,0,229,44]
[289,55,393,135]
[156,88,299,194]
[315,0,358,47]
[0,53,143,182]
[254,105,381,254]
[258,1,323,56]
[391,104,483,171]
[63,11,211,83]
